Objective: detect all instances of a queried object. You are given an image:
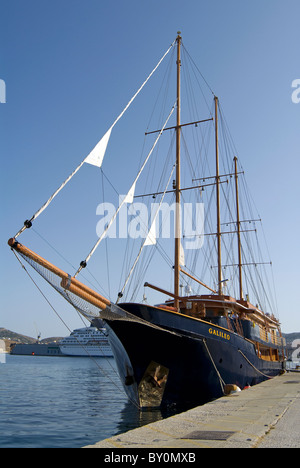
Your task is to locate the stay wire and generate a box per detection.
[10,248,140,409]
[31,227,110,300]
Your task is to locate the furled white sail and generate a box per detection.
[180,242,185,266]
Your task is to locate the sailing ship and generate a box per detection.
[8,33,286,409]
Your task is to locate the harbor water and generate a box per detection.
[0,355,168,448]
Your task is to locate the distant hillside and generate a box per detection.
[282,332,300,345]
[0,328,36,344]
[0,328,63,345]
[1,326,299,354]
[283,332,300,361]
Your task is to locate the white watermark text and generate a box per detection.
[96,199,205,250]
[291,79,300,104]
[0,339,6,364]
[0,79,6,103]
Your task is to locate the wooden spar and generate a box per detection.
[8,238,111,310]
[64,276,111,306]
[60,278,108,310]
[8,237,69,279]
[144,282,185,302]
[145,118,213,135]
[174,32,182,311]
[134,179,228,199]
[179,268,217,294]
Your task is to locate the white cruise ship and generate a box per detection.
[59,326,113,357]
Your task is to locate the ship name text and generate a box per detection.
[209,328,230,341]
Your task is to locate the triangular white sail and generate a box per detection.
[122,181,136,204]
[84,127,112,168]
[144,219,157,246]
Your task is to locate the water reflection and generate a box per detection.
[116,400,195,437]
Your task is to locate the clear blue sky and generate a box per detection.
[1,0,299,337]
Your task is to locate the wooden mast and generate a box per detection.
[214,96,222,295]
[234,156,243,300]
[174,32,182,311]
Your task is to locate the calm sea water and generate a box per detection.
[0,355,166,448]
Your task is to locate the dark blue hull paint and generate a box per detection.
[95,303,283,408]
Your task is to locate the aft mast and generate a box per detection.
[234,156,243,300]
[174,32,182,311]
[214,96,223,295]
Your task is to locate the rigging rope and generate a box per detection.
[238,349,273,379]
[11,248,141,409]
[203,339,226,394]
[74,101,177,277]
[14,41,175,240]
[116,164,176,303]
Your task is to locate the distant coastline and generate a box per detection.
[1,326,299,360]
[0,327,63,353]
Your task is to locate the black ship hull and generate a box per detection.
[94,303,284,409]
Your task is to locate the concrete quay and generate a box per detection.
[85,371,300,449]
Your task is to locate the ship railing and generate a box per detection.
[259,328,286,346]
